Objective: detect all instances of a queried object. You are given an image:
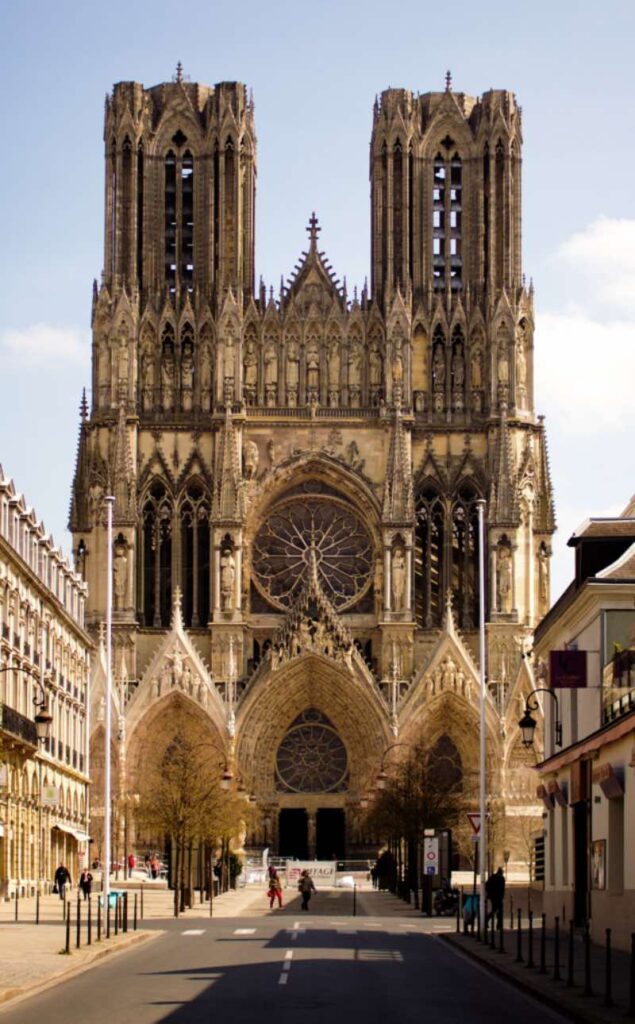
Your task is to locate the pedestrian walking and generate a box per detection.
[267,869,283,909]
[54,863,71,900]
[150,855,160,880]
[485,867,505,929]
[79,868,93,901]
[298,870,316,912]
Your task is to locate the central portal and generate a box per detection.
[278,809,308,860]
[316,808,345,860]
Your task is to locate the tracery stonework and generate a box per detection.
[75,72,554,871]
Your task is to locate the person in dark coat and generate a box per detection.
[79,869,93,900]
[485,867,505,929]
[298,870,316,912]
[54,863,71,900]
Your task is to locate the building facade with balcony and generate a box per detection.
[533,497,635,950]
[0,465,91,896]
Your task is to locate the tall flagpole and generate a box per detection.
[104,496,115,904]
[477,499,487,937]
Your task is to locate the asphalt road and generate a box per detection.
[4,892,568,1024]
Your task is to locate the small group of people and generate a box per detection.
[144,854,161,879]
[266,866,316,912]
[53,863,93,900]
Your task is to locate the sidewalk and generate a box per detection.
[443,921,635,1024]
[0,894,157,1011]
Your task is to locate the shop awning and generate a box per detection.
[53,823,90,842]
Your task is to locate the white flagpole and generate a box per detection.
[104,496,115,903]
[477,499,487,937]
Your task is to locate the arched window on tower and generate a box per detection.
[136,142,144,286]
[164,151,177,294]
[432,153,445,290]
[415,486,445,628]
[451,483,482,630]
[180,482,210,628]
[180,150,194,291]
[141,480,173,628]
[120,137,133,280]
[393,140,403,289]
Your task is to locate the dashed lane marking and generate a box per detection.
[284,950,294,960]
[234,928,256,935]
[182,929,205,936]
[278,973,289,985]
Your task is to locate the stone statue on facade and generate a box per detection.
[200,343,212,410]
[264,340,278,406]
[497,545,513,613]
[286,340,299,406]
[243,337,258,403]
[181,341,194,411]
[306,339,320,396]
[220,549,236,610]
[161,344,175,411]
[391,546,406,612]
[113,538,128,610]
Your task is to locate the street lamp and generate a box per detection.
[34,703,52,893]
[518,688,562,750]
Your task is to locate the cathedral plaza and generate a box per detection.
[1,5,634,1014]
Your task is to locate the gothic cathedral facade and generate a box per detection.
[71,73,554,867]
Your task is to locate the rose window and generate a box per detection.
[276,709,348,793]
[252,495,373,610]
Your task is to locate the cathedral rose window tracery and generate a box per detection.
[252,493,373,610]
[276,709,348,793]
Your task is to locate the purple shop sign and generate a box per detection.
[549,649,587,689]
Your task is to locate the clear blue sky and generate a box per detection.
[1,0,634,598]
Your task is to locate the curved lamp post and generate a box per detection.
[518,688,562,750]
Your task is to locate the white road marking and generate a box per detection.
[293,921,301,929]
[284,950,294,960]
[234,928,256,935]
[181,929,205,935]
[278,973,289,985]
[282,961,292,972]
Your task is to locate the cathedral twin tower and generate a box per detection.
[73,70,553,859]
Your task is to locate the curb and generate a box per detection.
[440,934,624,1024]
[0,929,160,1013]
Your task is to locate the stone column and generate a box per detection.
[383,545,391,614]
[404,543,413,613]
[307,811,316,860]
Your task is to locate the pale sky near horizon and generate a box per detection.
[0,0,634,602]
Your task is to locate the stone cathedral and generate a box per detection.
[71,70,554,868]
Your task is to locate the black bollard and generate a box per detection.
[539,913,547,974]
[604,928,613,1008]
[134,893,138,931]
[515,908,523,964]
[35,891,40,925]
[526,910,534,968]
[629,932,635,1018]
[76,898,81,949]
[141,884,144,921]
[97,898,102,942]
[583,924,593,997]
[553,916,561,981]
[123,892,128,933]
[65,907,71,954]
[510,894,514,930]
[114,895,119,936]
[14,890,18,922]
[456,894,461,934]
[353,883,357,918]
[498,911,505,954]
[106,898,111,939]
[476,903,481,942]
[87,896,92,946]
[566,919,574,987]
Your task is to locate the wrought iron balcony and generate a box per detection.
[1,703,37,747]
[603,687,635,725]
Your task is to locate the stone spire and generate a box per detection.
[536,416,556,532]
[110,401,136,525]
[68,390,91,532]
[382,406,414,523]
[213,406,243,521]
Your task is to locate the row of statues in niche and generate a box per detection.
[243,335,387,407]
[108,320,529,413]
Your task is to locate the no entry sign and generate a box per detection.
[423,837,439,874]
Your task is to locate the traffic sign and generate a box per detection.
[424,837,439,874]
[467,813,481,834]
